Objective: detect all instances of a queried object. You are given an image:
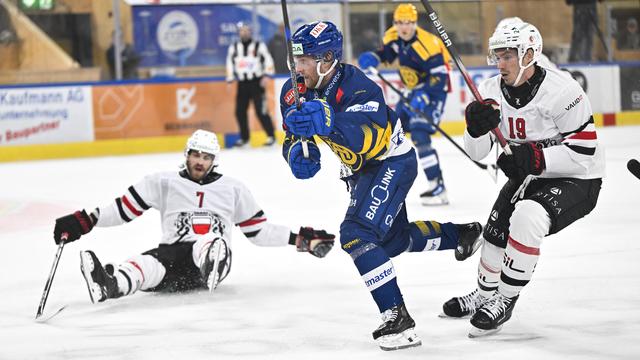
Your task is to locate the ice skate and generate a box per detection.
[454,222,483,261]
[200,238,231,291]
[80,250,122,303]
[440,289,487,318]
[233,139,249,149]
[469,292,519,338]
[420,179,449,206]
[372,302,422,351]
[264,136,275,146]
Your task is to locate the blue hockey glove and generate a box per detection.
[409,89,430,114]
[287,140,321,179]
[357,51,380,71]
[284,99,334,138]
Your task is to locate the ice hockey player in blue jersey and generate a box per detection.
[358,3,452,206]
[279,21,482,351]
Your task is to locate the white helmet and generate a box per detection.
[184,129,220,174]
[487,21,543,86]
[495,16,523,31]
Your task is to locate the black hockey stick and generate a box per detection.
[35,240,65,320]
[371,67,497,182]
[628,159,640,180]
[418,0,512,155]
[280,0,309,158]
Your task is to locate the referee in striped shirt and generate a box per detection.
[226,22,276,147]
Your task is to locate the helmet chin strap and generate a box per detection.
[314,59,338,89]
[513,51,536,87]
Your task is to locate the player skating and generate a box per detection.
[52,130,335,303]
[279,21,482,350]
[441,21,604,337]
[358,3,452,205]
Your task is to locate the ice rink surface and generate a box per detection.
[1,126,639,359]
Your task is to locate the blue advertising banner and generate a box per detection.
[132,5,279,67]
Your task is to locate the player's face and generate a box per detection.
[294,55,320,89]
[186,151,214,181]
[394,21,417,41]
[239,26,251,41]
[493,48,521,86]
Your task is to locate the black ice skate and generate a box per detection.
[200,238,231,292]
[372,302,422,351]
[469,292,519,338]
[455,222,483,261]
[440,289,487,318]
[80,250,122,303]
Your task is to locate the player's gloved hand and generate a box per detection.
[53,209,94,244]
[284,99,334,138]
[409,89,430,114]
[287,140,321,179]
[465,99,500,138]
[357,51,380,71]
[296,226,336,258]
[497,143,545,179]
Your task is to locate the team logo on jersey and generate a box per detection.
[324,139,364,172]
[284,83,307,106]
[399,66,419,89]
[175,211,226,238]
[550,187,562,195]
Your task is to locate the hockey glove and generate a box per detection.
[284,99,334,138]
[497,143,545,179]
[54,209,95,244]
[296,227,336,258]
[287,140,321,179]
[465,99,501,138]
[409,89,430,114]
[357,51,380,71]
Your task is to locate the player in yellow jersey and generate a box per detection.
[358,3,452,205]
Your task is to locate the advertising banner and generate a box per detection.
[0,86,93,146]
[92,80,275,139]
[620,66,640,111]
[132,3,341,68]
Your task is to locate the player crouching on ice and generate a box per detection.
[279,21,483,351]
[52,129,335,303]
[441,22,603,337]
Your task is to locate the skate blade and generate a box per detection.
[421,198,449,206]
[377,328,422,351]
[438,312,471,319]
[79,252,101,304]
[206,241,224,292]
[468,324,503,338]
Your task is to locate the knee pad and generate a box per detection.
[509,200,551,248]
[340,220,378,260]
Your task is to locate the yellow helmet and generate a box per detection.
[394,4,418,23]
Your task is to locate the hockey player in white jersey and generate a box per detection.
[440,22,604,337]
[52,130,335,303]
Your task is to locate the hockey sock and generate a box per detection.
[477,242,502,298]
[346,240,403,312]
[406,221,458,251]
[499,200,549,298]
[117,254,166,293]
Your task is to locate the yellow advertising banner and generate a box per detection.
[92,80,276,140]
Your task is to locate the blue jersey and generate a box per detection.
[375,26,451,96]
[279,64,412,173]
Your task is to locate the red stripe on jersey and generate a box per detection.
[567,131,597,140]
[336,87,344,104]
[128,261,145,282]
[508,236,540,255]
[239,217,266,227]
[122,195,142,216]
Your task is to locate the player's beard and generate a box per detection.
[187,160,209,181]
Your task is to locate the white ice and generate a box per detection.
[1,126,639,360]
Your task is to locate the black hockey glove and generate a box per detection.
[53,210,95,244]
[497,143,546,179]
[295,227,336,258]
[465,99,501,138]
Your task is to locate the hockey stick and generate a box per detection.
[280,0,309,158]
[371,67,498,182]
[35,239,65,320]
[418,0,512,155]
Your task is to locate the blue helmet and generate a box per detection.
[291,21,343,62]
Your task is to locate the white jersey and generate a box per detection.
[93,171,291,248]
[464,66,605,179]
